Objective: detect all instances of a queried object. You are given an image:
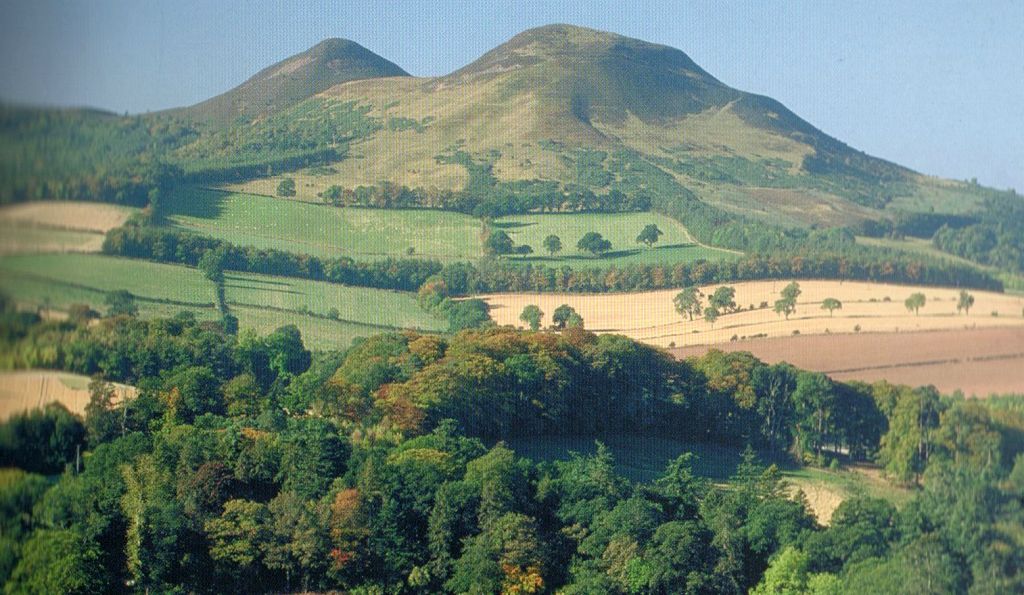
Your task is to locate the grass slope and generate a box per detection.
[496,211,737,265]
[0,253,218,310]
[162,188,483,262]
[224,272,444,331]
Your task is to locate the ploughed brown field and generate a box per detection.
[671,327,1024,396]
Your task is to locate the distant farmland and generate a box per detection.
[480,279,1024,395]
[0,370,136,419]
[162,187,730,267]
[672,327,1024,397]
[0,253,442,351]
[0,200,137,255]
[480,279,1024,347]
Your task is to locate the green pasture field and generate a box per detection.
[495,211,738,266]
[0,253,218,312]
[229,304,398,352]
[224,272,444,332]
[506,434,910,506]
[0,253,441,351]
[161,188,483,262]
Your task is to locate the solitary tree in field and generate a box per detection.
[957,290,974,316]
[566,311,584,329]
[520,305,543,331]
[905,293,926,316]
[635,224,663,248]
[673,287,703,321]
[774,298,795,320]
[703,306,720,327]
[277,178,296,197]
[710,286,737,313]
[821,298,842,317]
[782,281,802,303]
[774,281,801,319]
[552,304,581,329]
[543,234,562,257]
[577,232,612,257]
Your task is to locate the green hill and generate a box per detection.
[233,24,1001,229]
[174,37,409,125]
[2,24,1020,273]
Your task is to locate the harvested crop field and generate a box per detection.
[672,327,1024,396]
[0,370,136,419]
[0,201,136,233]
[0,201,137,255]
[478,280,1024,349]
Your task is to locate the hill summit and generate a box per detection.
[181,38,409,124]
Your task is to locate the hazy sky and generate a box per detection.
[1,1,1021,191]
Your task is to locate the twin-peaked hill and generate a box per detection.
[2,24,1015,241]
[204,24,990,230]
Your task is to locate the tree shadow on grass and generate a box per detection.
[491,220,537,230]
[163,187,228,220]
[224,274,291,287]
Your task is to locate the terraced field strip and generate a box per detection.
[0,253,218,309]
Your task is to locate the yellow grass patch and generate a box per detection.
[593,106,813,166]
[0,201,135,233]
[0,370,136,419]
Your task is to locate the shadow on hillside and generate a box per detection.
[164,187,228,220]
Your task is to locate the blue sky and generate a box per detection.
[1,1,1021,192]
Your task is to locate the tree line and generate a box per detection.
[103,224,1004,300]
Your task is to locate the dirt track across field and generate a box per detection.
[671,327,1024,396]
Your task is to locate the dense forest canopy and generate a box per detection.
[1,305,1023,593]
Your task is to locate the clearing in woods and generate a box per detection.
[505,434,911,524]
